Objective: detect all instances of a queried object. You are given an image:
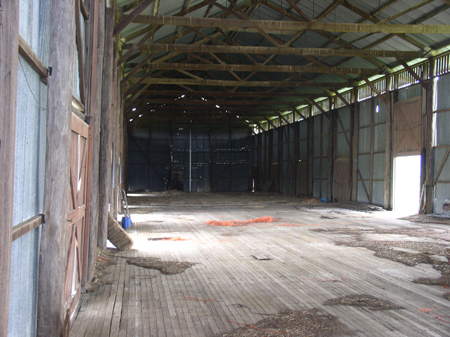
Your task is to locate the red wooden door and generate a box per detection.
[65,113,89,315]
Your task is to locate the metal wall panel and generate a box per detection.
[8,228,41,337]
[13,57,46,225]
[357,98,387,206]
[398,84,422,102]
[434,73,450,214]
[10,0,50,332]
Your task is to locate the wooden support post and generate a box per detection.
[328,111,334,201]
[307,107,314,197]
[369,100,375,203]
[209,129,213,192]
[278,126,283,193]
[384,90,393,209]
[98,5,115,248]
[294,121,299,196]
[0,1,19,335]
[87,0,105,282]
[351,92,359,201]
[425,62,435,214]
[37,0,75,335]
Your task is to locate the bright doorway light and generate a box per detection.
[393,155,421,215]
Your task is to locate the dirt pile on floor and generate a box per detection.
[221,309,351,336]
[413,263,450,289]
[324,294,404,311]
[126,256,195,275]
[86,248,118,293]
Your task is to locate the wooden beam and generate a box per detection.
[133,15,450,34]
[307,98,330,119]
[136,105,297,113]
[0,1,19,335]
[114,0,154,36]
[291,106,308,120]
[18,35,48,81]
[384,89,393,209]
[135,89,327,98]
[396,58,427,90]
[75,0,86,102]
[360,74,388,105]
[316,0,345,21]
[425,63,435,213]
[86,0,105,283]
[334,91,355,113]
[37,0,75,335]
[351,94,359,201]
[80,0,89,20]
[131,77,349,88]
[12,215,44,242]
[98,6,115,248]
[130,98,307,106]
[133,61,379,75]
[125,42,426,59]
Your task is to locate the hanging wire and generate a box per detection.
[18,57,46,111]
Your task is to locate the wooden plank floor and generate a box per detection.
[71,192,450,336]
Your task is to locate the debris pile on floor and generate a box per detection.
[413,263,450,290]
[86,248,117,293]
[148,236,187,241]
[222,309,351,336]
[206,216,275,227]
[126,256,195,275]
[107,213,134,250]
[324,294,404,311]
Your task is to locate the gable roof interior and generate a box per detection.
[116,0,450,130]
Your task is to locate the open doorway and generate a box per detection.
[393,155,422,215]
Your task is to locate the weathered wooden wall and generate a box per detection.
[98,5,115,248]
[0,1,19,335]
[86,0,105,281]
[37,0,75,335]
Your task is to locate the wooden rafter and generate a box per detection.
[395,58,427,89]
[114,0,155,36]
[129,43,427,59]
[129,77,350,88]
[134,90,325,98]
[129,98,308,107]
[134,62,379,75]
[360,75,388,105]
[133,15,450,34]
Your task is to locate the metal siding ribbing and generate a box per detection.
[434,74,450,215]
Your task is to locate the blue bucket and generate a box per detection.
[122,216,131,229]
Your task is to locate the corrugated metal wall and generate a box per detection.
[357,97,387,206]
[435,73,450,215]
[312,114,330,198]
[128,127,251,192]
[9,0,50,335]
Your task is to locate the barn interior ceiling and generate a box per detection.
[116,0,450,130]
